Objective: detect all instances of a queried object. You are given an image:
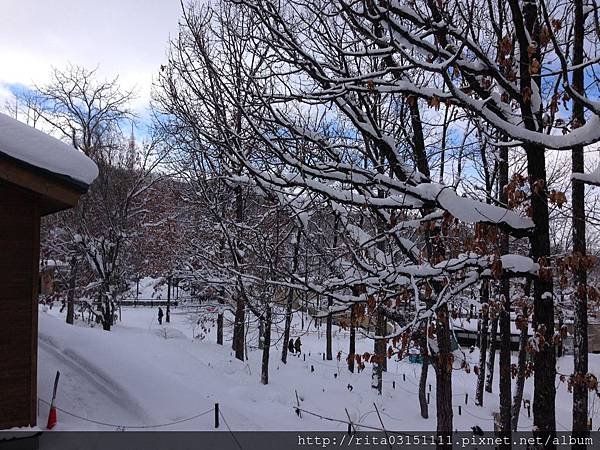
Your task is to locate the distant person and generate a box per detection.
[288,338,295,354]
[294,336,302,354]
[158,307,164,325]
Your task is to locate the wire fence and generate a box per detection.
[218,407,243,450]
[292,354,548,431]
[293,406,397,433]
[38,398,244,449]
[38,398,214,430]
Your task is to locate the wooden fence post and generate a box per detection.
[345,408,355,435]
[295,390,302,418]
[214,403,219,428]
[373,403,392,450]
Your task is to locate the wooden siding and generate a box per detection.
[0,182,40,428]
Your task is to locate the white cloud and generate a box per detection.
[0,83,15,115]
[0,0,183,112]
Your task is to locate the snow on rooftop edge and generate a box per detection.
[0,113,98,186]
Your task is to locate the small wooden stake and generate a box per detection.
[214,403,219,428]
[373,403,392,450]
[295,390,302,418]
[52,371,61,400]
[345,408,356,435]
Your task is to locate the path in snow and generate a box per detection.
[38,335,152,430]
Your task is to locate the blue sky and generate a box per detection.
[0,0,183,128]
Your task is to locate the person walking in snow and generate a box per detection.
[294,336,302,354]
[158,307,164,325]
[288,338,295,354]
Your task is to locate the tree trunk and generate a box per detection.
[518,0,556,435]
[371,305,386,394]
[282,290,293,364]
[109,292,116,328]
[572,0,589,442]
[404,77,450,441]
[245,313,250,361]
[485,316,498,393]
[421,212,452,442]
[216,288,223,346]
[498,144,512,440]
[101,292,111,331]
[166,276,171,324]
[526,142,556,437]
[378,307,388,371]
[66,256,78,325]
[233,294,245,361]
[512,306,529,432]
[217,241,225,346]
[557,312,564,357]
[217,312,224,345]
[499,280,512,437]
[258,317,264,350]
[232,185,245,361]
[476,280,490,405]
[374,216,387,375]
[283,228,302,364]
[435,303,453,435]
[261,306,272,385]
[326,298,333,360]
[418,329,429,419]
[232,308,238,351]
[348,304,356,373]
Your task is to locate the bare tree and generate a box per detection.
[33,64,134,158]
[35,65,167,330]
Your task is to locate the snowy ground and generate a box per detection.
[34,304,600,432]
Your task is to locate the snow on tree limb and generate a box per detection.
[572,164,600,187]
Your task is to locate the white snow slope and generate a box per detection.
[34,306,599,432]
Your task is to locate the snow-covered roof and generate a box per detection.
[0,113,98,186]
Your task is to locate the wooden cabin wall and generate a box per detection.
[0,181,40,428]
